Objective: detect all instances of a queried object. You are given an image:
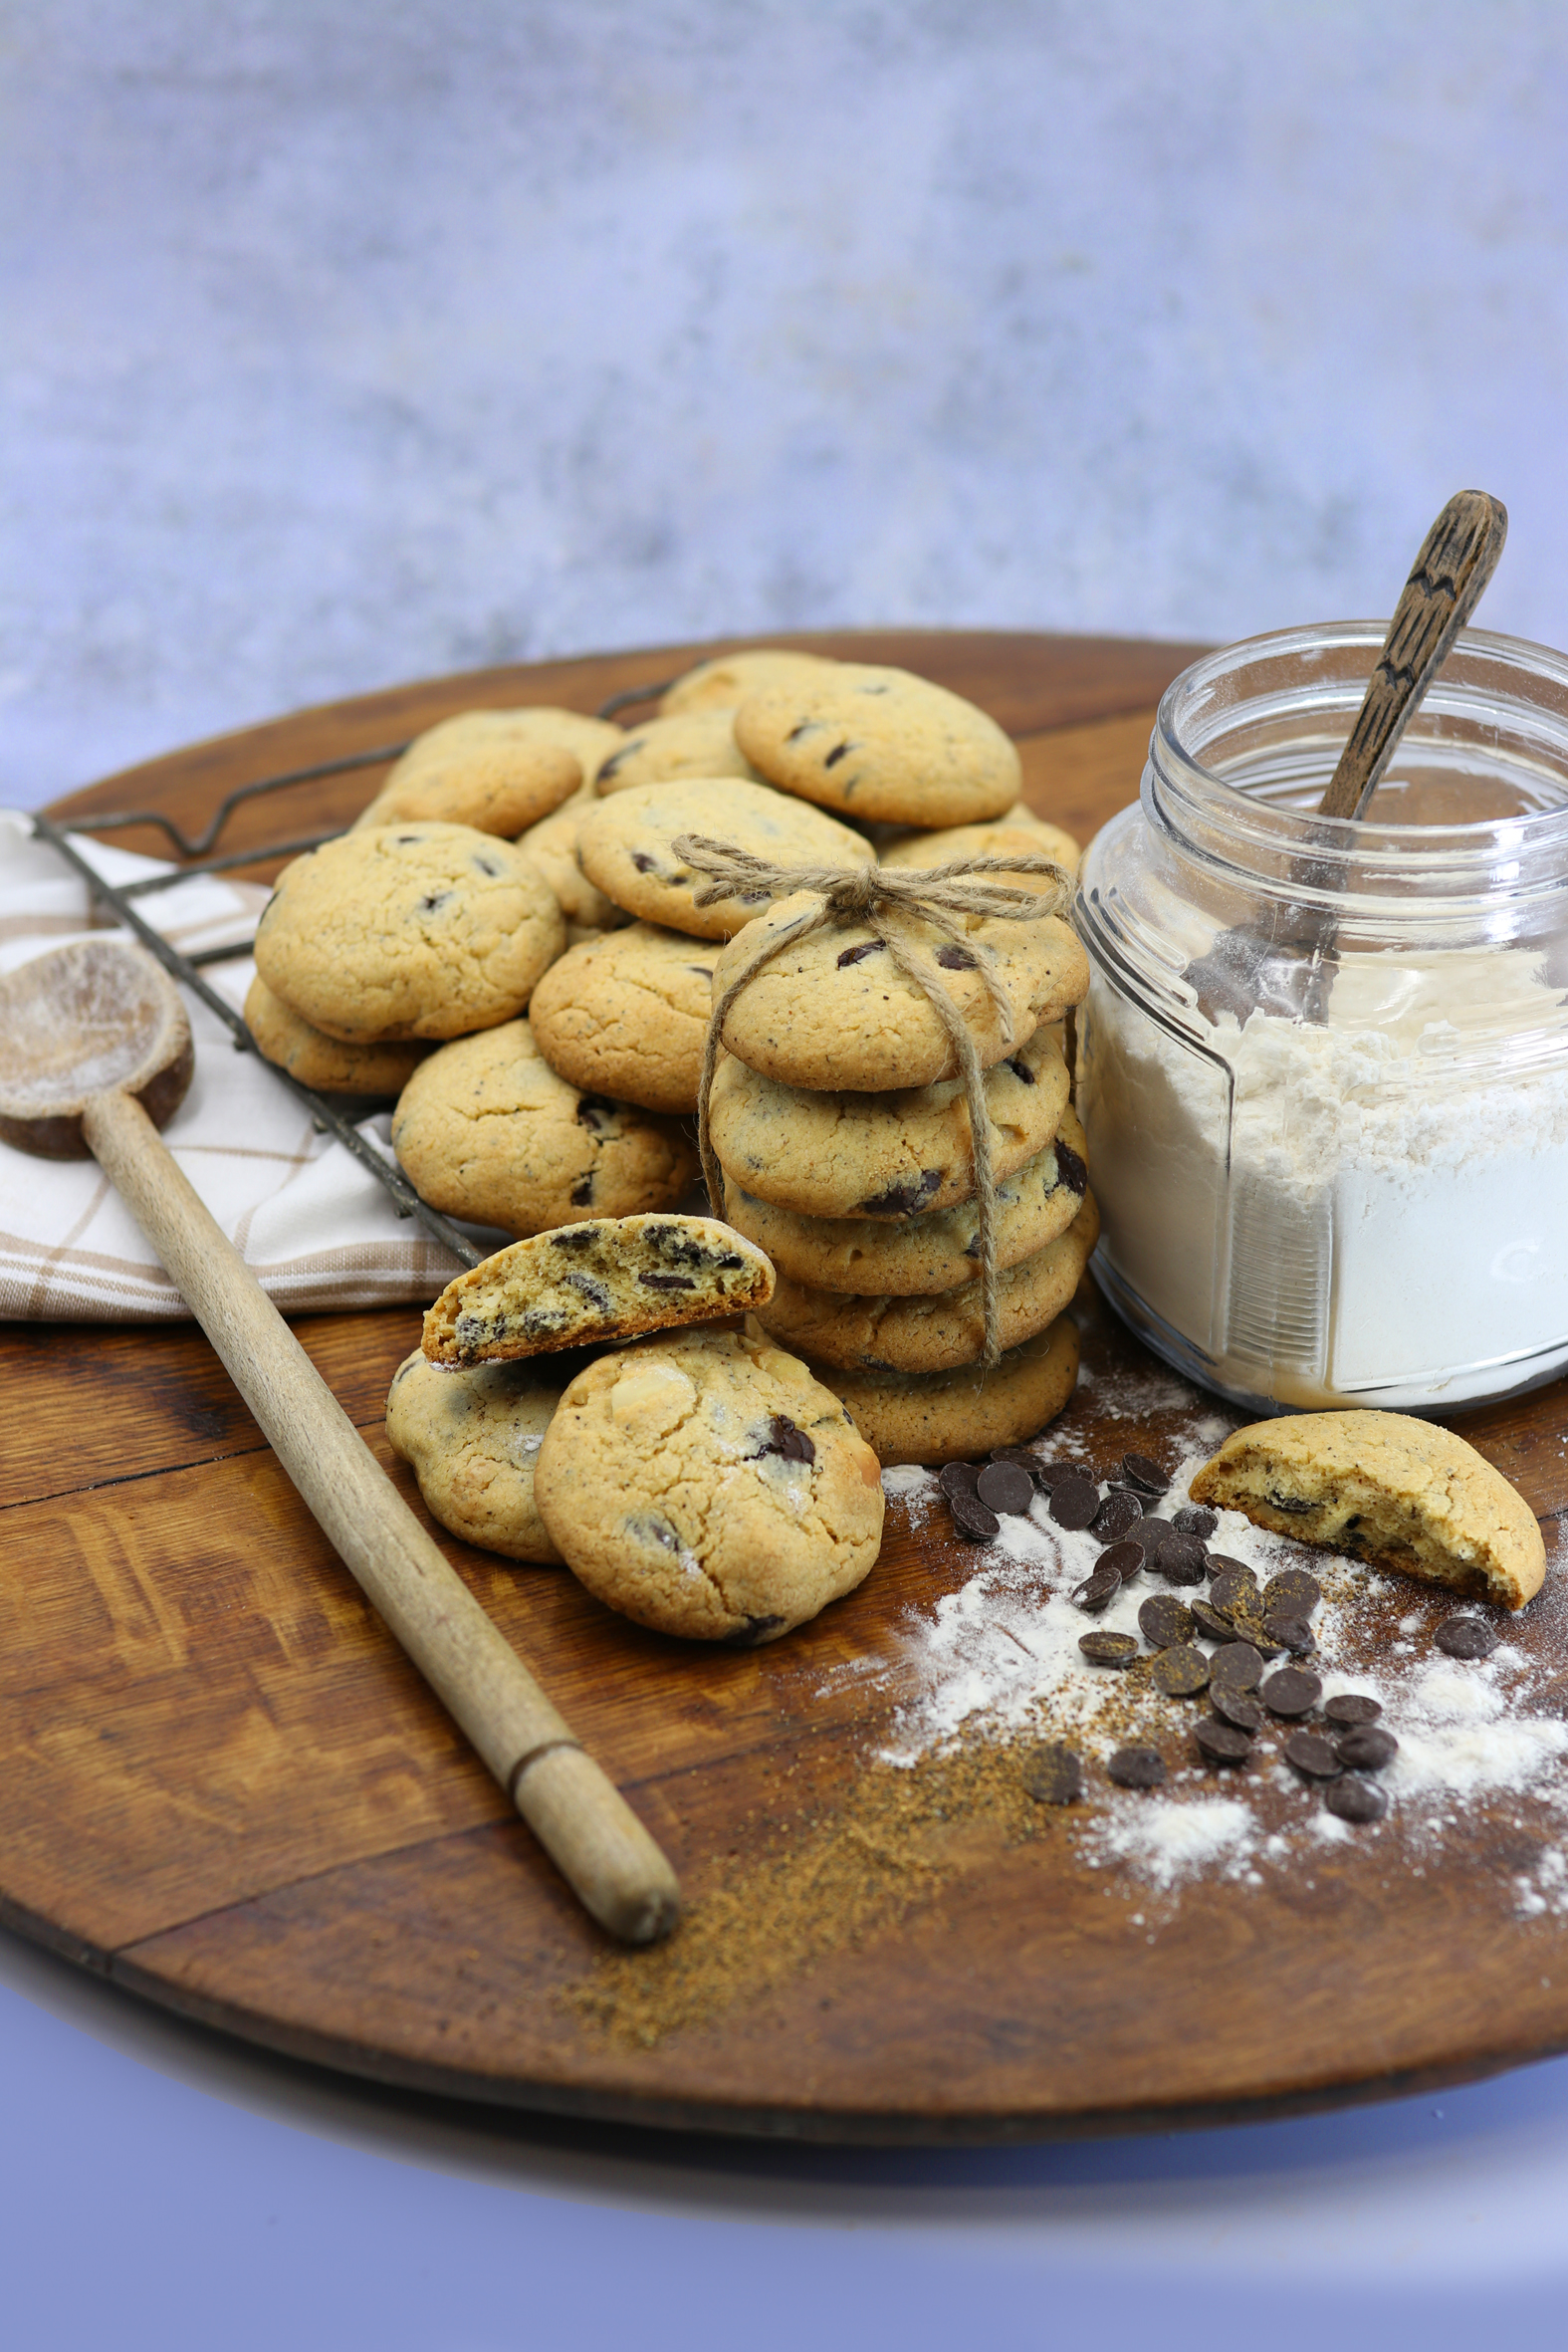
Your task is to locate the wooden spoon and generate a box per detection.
[0,937,680,1946]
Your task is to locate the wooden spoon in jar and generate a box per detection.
[0,937,680,1947]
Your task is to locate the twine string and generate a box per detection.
[673,833,1071,1369]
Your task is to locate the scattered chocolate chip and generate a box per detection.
[1108,1746,1166,1789]
[1260,1666,1322,1718]
[937,1461,981,1501]
[1205,1552,1253,1580]
[1096,1539,1146,1587]
[1325,1776,1388,1823]
[1122,1516,1174,1561]
[1079,1630,1139,1668]
[1022,1744,1081,1804]
[989,1447,1046,1477]
[1436,1617,1497,1660]
[1121,1452,1169,1496]
[1337,1725,1399,1770]
[1092,1489,1145,1540]
[1283,1730,1342,1778]
[1209,1641,1263,1693]
[1138,1593,1195,1648]
[1188,1597,1237,1644]
[1151,1644,1210,1698]
[1158,1533,1210,1586]
[1211,1684,1265,1734]
[1172,1505,1218,1537]
[1262,1568,1321,1614]
[1071,1568,1122,1614]
[1195,1719,1251,1766]
[1030,1460,1082,1489]
[948,1489,1001,1541]
[1263,1612,1316,1655]
[1228,1607,1287,1660]
[976,1460,1035,1517]
[1324,1693,1383,1727]
[1209,1568,1259,1615]
[1049,1477,1101,1531]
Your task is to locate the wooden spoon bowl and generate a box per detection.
[0,938,193,1158]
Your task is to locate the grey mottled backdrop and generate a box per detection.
[3,0,1565,803]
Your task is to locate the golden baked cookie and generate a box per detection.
[421,1214,775,1365]
[1189,1410,1547,1609]
[735,664,1020,826]
[355,714,581,836]
[592,709,763,795]
[708,1020,1069,1219]
[820,1314,1080,1464]
[516,798,631,935]
[368,706,625,805]
[385,1348,565,1564]
[755,1192,1098,1373]
[534,1326,883,1643]
[392,1018,698,1235]
[529,922,718,1114]
[712,889,1086,1090]
[724,1105,1088,1293]
[254,823,564,1043]
[576,778,873,939]
[658,647,840,717]
[243,973,431,1095]
[880,807,1081,886]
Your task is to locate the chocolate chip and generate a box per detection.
[1283,1730,1342,1778]
[1158,1533,1210,1586]
[1052,1140,1088,1197]
[1337,1726,1399,1770]
[1261,1666,1322,1718]
[976,1461,1035,1517]
[1324,1693,1382,1727]
[1436,1617,1497,1660]
[569,1175,595,1206]
[1108,1747,1166,1789]
[1030,1460,1082,1490]
[1092,1489,1145,1540]
[836,940,883,967]
[1138,1593,1195,1648]
[1195,1720,1251,1766]
[823,740,853,769]
[949,1489,1001,1540]
[1209,1642,1263,1692]
[1228,1607,1288,1659]
[630,849,658,873]
[1071,1568,1122,1614]
[762,1414,815,1464]
[1122,1516,1174,1561]
[1188,1597,1237,1644]
[1263,1612,1316,1655]
[1205,1552,1253,1579]
[1151,1644,1210,1698]
[1097,1539,1146,1587]
[938,1461,981,1501]
[1172,1505,1218,1537]
[1262,1568,1321,1614]
[1209,1568,1259,1614]
[1079,1631,1139,1668]
[857,1172,942,1216]
[1325,1776,1388,1823]
[989,1447,1045,1477]
[1022,1744,1080,1804]
[1049,1477,1101,1531]
[1121,1452,1169,1496]
[1211,1684,1265,1734]
[1004,1056,1035,1082]
[639,1272,696,1290]
[934,944,977,970]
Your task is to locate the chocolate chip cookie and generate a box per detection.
[576,779,872,938]
[244,973,431,1095]
[529,922,718,1114]
[385,1348,565,1563]
[735,664,1020,826]
[820,1313,1080,1464]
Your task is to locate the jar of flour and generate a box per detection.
[1075,622,1568,1413]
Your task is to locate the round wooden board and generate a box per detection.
[12,628,1568,2142]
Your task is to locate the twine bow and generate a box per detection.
[673,833,1072,1368]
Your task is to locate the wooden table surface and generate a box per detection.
[12,628,1568,2142]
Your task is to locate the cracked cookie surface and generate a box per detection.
[818,1313,1080,1465]
[575,778,873,938]
[243,973,432,1095]
[708,1019,1069,1220]
[713,889,1085,1090]
[386,1348,566,1563]
[354,712,582,835]
[756,1191,1098,1372]
[254,823,564,1043]
[1189,1409,1547,1609]
[735,663,1020,827]
[392,1017,697,1235]
[421,1213,775,1364]
[534,1326,883,1642]
[530,922,719,1114]
[724,1104,1088,1293]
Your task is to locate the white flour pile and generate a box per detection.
[1077,943,1568,1410]
[863,1373,1568,1916]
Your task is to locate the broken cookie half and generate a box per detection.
[1189,1409,1545,1610]
[422,1213,776,1366]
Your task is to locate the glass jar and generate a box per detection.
[1075,622,1568,1414]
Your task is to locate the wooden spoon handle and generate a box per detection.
[1317,489,1507,822]
[81,1085,680,1947]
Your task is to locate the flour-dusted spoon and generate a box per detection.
[0,937,680,1947]
[1188,489,1508,1023]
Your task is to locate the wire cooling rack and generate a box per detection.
[29,675,676,1275]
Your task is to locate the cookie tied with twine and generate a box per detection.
[672,832,1075,1367]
